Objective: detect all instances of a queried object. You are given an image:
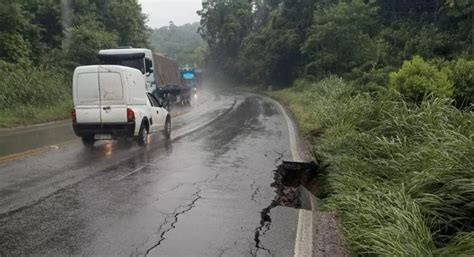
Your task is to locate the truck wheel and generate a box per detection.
[163,116,171,139]
[82,135,95,147]
[136,124,149,146]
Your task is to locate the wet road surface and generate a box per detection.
[0,92,299,256]
[0,91,211,158]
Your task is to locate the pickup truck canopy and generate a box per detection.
[73,65,147,106]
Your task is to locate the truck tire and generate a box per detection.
[82,135,95,147]
[163,116,171,139]
[136,124,149,146]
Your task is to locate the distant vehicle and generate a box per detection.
[180,68,196,88]
[181,68,203,87]
[71,65,171,147]
[98,48,191,110]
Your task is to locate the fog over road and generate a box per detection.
[0,91,300,256]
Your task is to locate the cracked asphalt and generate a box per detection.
[0,91,299,256]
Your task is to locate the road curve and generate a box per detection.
[0,91,300,257]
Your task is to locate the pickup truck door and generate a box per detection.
[99,69,127,123]
[147,93,166,130]
[75,72,101,123]
[146,94,161,133]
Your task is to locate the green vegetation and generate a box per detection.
[149,22,206,67]
[199,0,473,255]
[271,78,473,256]
[388,56,453,102]
[0,61,72,127]
[199,0,473,104]
[0,0,149,127]
[0,62,70,109]
[442,58,474,108]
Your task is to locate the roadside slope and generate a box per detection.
[269,77,474,256]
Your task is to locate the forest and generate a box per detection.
[198,0,473,255]
[199,0,473,107]
[0,0,149,126]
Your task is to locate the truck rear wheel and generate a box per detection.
[136,124,149,146]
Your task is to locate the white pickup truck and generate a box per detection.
[71,65,171,147]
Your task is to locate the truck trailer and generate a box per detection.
[98,48,191,110]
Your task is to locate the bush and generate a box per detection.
[443,58,474,108]
[349,65,396,91]
[389,56,453,102]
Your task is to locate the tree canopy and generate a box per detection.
[0,0,150,69]
[149,22,206,67]
[198,0,473,86]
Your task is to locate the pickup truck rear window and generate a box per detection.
[100,72,124,101]
[77,73,99,102]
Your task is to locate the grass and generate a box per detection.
[0,62,72,128]
[0,100,72,128]
[270,77,474,256]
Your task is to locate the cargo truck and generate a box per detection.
[98,48,192,110]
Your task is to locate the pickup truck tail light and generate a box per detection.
[71,109,76,123]
[127,108,135,122]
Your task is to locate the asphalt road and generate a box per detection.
[0,91,300,256]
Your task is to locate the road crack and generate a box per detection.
[250,179,260,204]
[144,189,202,256]
[252,202,277,257]
[274,151,285,164]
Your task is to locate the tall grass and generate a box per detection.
[0,62,71,127]
[271,77,474,256]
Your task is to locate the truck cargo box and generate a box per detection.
[153,53,183,87]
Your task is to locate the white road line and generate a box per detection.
[295,209,314,256]
[265,96,314,257]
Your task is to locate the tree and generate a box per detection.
[444,0,474,56]
[378,0,442,19]
[149,22,206,66]
[23,2,63,49]
[0,1,37,64]
[67,15,118,66]
[198,0,254,75]
[239,9,303,85]
[302,0,380,77]
[96,0,150,47]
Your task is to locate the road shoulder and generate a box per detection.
[247,90,348,257]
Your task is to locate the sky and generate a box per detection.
[139,0,203,29]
